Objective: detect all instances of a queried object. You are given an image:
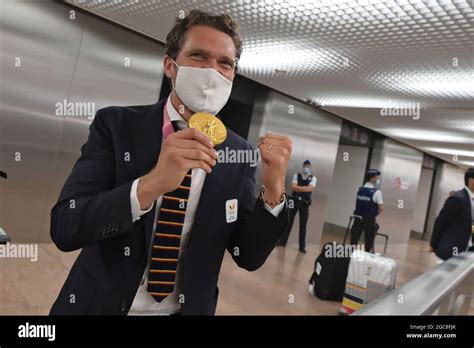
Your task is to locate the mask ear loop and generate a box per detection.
[170,58,179,90]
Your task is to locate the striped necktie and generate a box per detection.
[146,120,191,302]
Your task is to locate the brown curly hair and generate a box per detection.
[165,9,242,69]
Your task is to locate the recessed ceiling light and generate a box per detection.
[274,69,287,76]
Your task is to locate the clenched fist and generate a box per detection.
[257,133,293,206]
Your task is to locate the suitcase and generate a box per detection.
[308,242,351,301]
[308,215,360,301]
[340,250,397,314]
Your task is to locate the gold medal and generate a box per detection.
[188,112,227,146]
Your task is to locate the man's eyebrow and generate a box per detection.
[187,48,235,62]
[187,48,209,56]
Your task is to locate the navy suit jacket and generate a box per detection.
[49,98,289,315]
[431,189,471,260]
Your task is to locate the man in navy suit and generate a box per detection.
[50,10,292,315]
[430,168,474,260]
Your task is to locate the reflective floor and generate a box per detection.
[217,234,443,315]
[2,230,464,315]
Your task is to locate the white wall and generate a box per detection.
[370,139,423,246]
[411,168,434,233]
[0,1,164,242]
[325,145,369,228]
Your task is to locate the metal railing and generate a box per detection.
[353,251,474,315]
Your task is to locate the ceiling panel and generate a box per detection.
[65,0,474,168]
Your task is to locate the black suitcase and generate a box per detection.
[308,215,358,301]
[308,242,351,301]
[309,215,388,301]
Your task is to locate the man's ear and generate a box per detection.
[163,55,175,79]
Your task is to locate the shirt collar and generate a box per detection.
[464,186,474,200]
[364,182,375,188]
[166,95,188,130]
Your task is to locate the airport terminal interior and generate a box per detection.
[0,0,473,316]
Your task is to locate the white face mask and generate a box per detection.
[171,59,233,115]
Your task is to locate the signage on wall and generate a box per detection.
[393,176,410,191]
[422,154,436,169]
[340,121,374,147]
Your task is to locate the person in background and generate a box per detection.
[430,168,474,260]
[350,169,384,253]
[277,160,317,253]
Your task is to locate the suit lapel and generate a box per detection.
[131,100,164,178]
[131,99,165,251]
[463,188,472,215]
